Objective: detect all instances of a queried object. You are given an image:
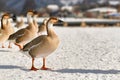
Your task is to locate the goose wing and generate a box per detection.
[23,35,47,51]
[8,28,26,40]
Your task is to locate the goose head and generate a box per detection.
[27,10,34,23]
[33,11,39,27]
[1,13,11,29]
[47,17,64,28]
[27,10,34,16]
[33,11,39,20]
[48,17,63,24]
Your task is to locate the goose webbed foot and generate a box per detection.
[30,66,39,71]
[40,65,51,70]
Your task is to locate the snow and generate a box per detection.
[18,17,120,23]
[1,27,120,80]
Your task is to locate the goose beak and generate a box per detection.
[58,20,64,23]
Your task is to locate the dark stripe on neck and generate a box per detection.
[46,19,51,36]
[1,16,4,29]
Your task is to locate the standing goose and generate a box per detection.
[38,18,48,35]
[15,15,24,28]
[0,13,14,48]
[23,17,63,71]
[9,11,38,49]
[8,11,34,43]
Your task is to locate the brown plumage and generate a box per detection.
[0,13,14,48]
[23,17,64,71]
[9,11,38,49]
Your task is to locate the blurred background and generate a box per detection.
[0,0,120,26]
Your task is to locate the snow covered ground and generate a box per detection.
[21,17,120,23]
[0,27,120,80]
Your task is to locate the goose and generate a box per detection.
[0,13,14,48]
[23,17,63,71]
[8,11,34,41]
[38,18,48,36]
[15,15,24,28]
[8,11,38,49]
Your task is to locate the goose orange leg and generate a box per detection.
[30,58,39,71]
[2,43,5,48]
[41,57,51,70]
[8,42,12,48]
[14,43,23,50]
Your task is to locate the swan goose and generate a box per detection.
[9,11,38,49]
[23,17,63,71]
[0,13,14,48]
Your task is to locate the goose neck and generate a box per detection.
[46,21,53,36]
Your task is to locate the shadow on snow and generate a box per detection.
[0,65,120,74]
[54,68,120,74]
[0,65,29,71]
